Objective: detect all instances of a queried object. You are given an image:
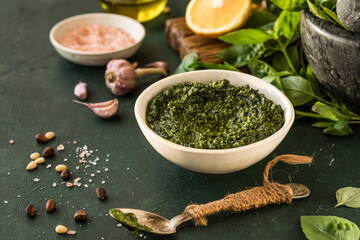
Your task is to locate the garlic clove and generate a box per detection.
[74,82,88,100]
[145,61,168,72]
[73,99,118,119]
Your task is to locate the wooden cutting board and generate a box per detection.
[165,17,230,63]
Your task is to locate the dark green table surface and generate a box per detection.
[1,1,359,239]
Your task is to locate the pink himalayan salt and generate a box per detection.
[58,24,135,52]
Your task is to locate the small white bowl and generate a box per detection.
[135,70,295,174]
[49,13,145,66]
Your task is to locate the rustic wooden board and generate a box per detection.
[165,17,230,63]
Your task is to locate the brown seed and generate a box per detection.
[96,187,106,200]
[46,199,56,213]
[60,169,70,180]
[26,204,35,217]
[35,134,48,143]
[42,147,55,157]
[74,210,86,222]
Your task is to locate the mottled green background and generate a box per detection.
[0,0,359,239]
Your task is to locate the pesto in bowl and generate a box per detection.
[146,79,284,150]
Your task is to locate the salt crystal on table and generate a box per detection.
[46,164,52,168]
[52,183,57,187]
[34,178,40,182]
[9,139,14,144]
[4,200,8,204]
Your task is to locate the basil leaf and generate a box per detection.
[336,187,360,208]
[243,10,277,28]
[306,65,322,97]
[281,76,315,106]
[219,29,273,46]
[271,0,308,11]
[311,121,334,128]
[175,52,201,74]
[217,44,266,67]
[322,6,349,30]
[262,71,292,83]
[197,62,239,72]
[311,102,349,122]
[301,215,360,240]
[272,45,300,72]
[246,59,278,78]
[323,125,353,136]
[313,0,337,9]
[306,0,335,23]
[333,118,348,130]
[274,10,301,39]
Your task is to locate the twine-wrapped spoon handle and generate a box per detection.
[184,154,312,226]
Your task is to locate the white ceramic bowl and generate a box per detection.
[49,13,145,66]
[135,70,295,174]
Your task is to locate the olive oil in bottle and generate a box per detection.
[98,0,168,22]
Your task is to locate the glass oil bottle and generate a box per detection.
[98,0,168,22]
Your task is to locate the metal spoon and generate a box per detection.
[109,183,310,235]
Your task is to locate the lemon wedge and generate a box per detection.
[185,0,252,38]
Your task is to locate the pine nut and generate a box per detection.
[26,161,37,170]
[42,147,55,157]
[46,199,56,213]
[30,152,40,160]
[45,132,55,140]
[35,134,48,143]
[55,164,67,172]
[34,157,45,164]
[26,204,35,217]
[55,225,68,234]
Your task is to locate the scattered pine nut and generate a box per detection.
[66,182,73,187]
[26,161,37,170]
[55,164,67,172]
[30,152,40,160]
[45,131,55,140]
[34,157,45,164]
[55,225,68,234]
[67,230,76,235]
[9,139,14,144]
[73,140,77,144]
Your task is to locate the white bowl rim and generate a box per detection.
[135,70,295,154]
[49,12,146,56]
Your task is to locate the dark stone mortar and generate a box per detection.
[301,10,360,113]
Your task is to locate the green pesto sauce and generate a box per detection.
[110,209,152,234]
[146,79,285,149]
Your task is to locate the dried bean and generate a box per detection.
[26,204,35,217]
[55,164,67,172]
[42,147,55,157]
[96,187,106,200]
[46,199,56,213]
[35,134,48,143]
[30,152,40,160]
[55,225,68,234]
[73,210,86,222]
[26,161,37,170]
[60,169,70,180]
[45,132,55,140]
